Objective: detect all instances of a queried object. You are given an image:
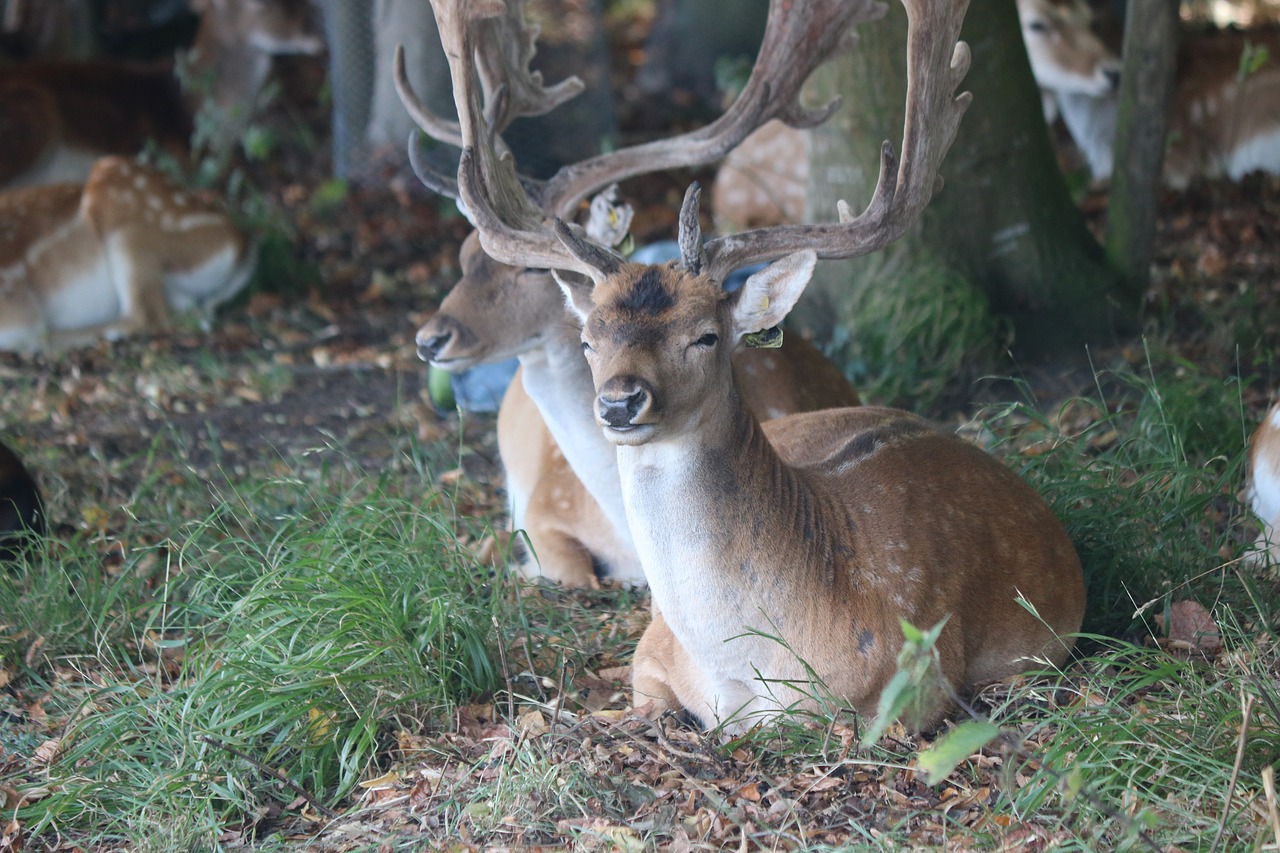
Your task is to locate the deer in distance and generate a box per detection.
[418,0,1086,731]
[395,3,860,588]
[1017,0,1280,186]
[0,156,256,352]
[0,0,324,190]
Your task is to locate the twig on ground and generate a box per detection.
[1210,691,1254,853]
[198,735,337,818]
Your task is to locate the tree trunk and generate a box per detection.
[365,0,616,180]
[1105,0,1177,299]
[795,0,1130,359]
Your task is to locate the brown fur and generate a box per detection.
[0,156,255,352]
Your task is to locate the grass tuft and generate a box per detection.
[826,253,1004,411]
[10,466,502,848]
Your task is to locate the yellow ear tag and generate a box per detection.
[744,326,784,349]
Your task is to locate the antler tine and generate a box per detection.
[394,44,463,150]
[474,0,585,134]
[540,0,887,220]
[700,0,973,281]
[436,0,602,277]
[395,0,583,188]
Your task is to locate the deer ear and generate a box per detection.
[731,250,816,340]
[553,271,594,324]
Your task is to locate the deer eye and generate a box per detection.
[581,339,595,354]
[1026,19,1049,33]
[693,333,719,348]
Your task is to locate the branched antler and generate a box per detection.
[400,0,970,284]
[696,0,973,282]
[398,0,890,278]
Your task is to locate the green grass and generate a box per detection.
[2,449,506,848]
[825,253,1004,410]
[979,355,1259,637]
[3,350,1278,849]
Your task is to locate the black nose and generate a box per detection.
[1103,67,1120,90]
[416,330,452,362]
[598,388,650,427]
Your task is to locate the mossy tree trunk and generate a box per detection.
[1105,0,1178,299]
[794,0,1131,359]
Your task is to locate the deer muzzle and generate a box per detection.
[596,377,654,434]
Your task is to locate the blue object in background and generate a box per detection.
[445,359,520,414]
[629,241,767,292]
[439,244,769,413]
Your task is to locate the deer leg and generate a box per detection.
[516,509,600,589]
[102,234,170,337]
[632,610,681,719]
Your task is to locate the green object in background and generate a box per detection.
[428,365,456,411]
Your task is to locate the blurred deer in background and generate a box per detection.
[422,0,1086,731]
[0,157,256,352]
[0,0,324,190]
[398,0,861,587]
[1018,0,1280,185]
[1249,401,1280,564]
[0,438,44,563]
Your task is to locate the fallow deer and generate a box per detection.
[1024,6,1280,185]
[0,438,44,563]
[0,0,324,190]
[424,0,1086,731]
[0,156,256,352]
[397,1,861,587]
[1249,401,1280,564]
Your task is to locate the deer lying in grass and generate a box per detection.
[0,156,256,352]
[420,0,1085,731]
[0,439,44,563]
[0,0,324,189]
[396,2,860,587]
[1249,401,1280,564]
[1018,0,1280,185]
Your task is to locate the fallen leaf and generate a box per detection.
[1155,600,1222,654]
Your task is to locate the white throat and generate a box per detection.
[516,329,636,555]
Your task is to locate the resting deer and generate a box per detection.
[420,0,1085,731]
[397,2,860,587]
[0,156,256,352]
[1022,5,1280,185]
[0,438,44,563]
[1249,401,1280,564]
[0,0,324,189]
[710,0,1122,231]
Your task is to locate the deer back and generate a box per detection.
[0,157,254,352]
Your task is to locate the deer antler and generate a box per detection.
[696,0,973,281]
[399,0,887,278]
[394,0,583,210]
[537,0,887,218]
